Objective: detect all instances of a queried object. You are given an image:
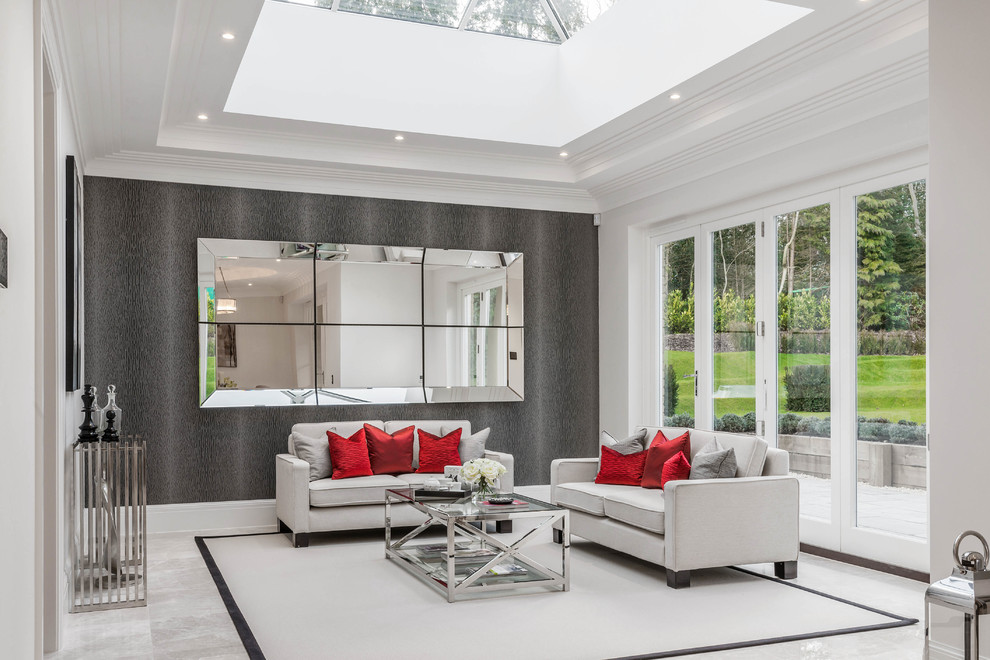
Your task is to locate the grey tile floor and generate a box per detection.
[47,485,926,659]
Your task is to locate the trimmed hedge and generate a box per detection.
[783,364,830,412]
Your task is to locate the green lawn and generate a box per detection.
[664,350,926,423]
[204,355,216,401]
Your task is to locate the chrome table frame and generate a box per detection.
[385,489,570,603]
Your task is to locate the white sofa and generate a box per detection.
[550,426,799,588]
[276,419,515,547]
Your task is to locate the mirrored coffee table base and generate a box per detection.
[385,489,570,603]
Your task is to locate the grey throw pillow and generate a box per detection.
[442,425,490,463]
[291,430,333,482]
[600,428,648,456]
[689,445,737,480]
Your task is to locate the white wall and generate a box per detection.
[928,2,990,656]
[0,1,40,658]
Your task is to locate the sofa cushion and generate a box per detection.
[386,420,471,468]
[417,428,463,472]
[365,424,414,475]
[442,425,489,463]
[716,433,768,477]
[641,432,691,489]
[290,431,332,482]
[327,429,373,479]
[661,451,692,489]
[309,474,406,507]
[690,439,737,480]
[600,429,648,456]
[291,421,380,451]
[602,489,666,533]
[595,446,647,485]
[555,482,639,516]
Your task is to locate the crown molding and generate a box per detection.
[84,150,598,213]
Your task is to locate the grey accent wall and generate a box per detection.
[84,177,599,505]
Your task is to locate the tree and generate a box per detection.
[857,193,902,330]
[663,362,679,416]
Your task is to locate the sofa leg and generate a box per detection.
[552,528,563,545]
[293,533,310,548]
[278,519,290,534]
[774,560,798,580]
[495,520,513,534]
[666,569,691,589]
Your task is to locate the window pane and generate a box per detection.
[466,0,561,42]
[337,0,471,28]
[775,203,831,520]
[855,180,927,539]
[660,237,695,427]
[712,223,757,433]
[551,0,616,37]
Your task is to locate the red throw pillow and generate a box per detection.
[416,428,462,473]
[660,451,692,489]
[364,424,414,475]
[595,446,648,486]
[327,428,373,479]
[642,431,691,489]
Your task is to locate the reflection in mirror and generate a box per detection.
[198,323,316,405]
[316,259,421,325]
[318,325,422,389]
[198,239,315,324]
[424,254,512,327]
[424,327,509,388]
[316,388,427,406]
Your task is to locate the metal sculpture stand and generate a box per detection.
[70,399,147,612]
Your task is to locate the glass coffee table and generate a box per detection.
[385,488,570,603]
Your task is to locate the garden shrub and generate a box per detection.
[663,363,679,415]
[783,364,830,412]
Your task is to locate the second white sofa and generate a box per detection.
[550,426,799,588]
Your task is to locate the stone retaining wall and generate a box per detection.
[778,434,926,489]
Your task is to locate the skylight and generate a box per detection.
[279,0,617,43]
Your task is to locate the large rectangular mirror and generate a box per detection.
[197,239,523,407]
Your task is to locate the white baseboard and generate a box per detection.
[148,499,278,535]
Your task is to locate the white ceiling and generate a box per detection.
[227,0,811,146]
[45,0,928,213]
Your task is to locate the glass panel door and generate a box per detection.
[659,236,696,426]
[775,203,832,521]
[712,223,758,433]
[855,180,927,539]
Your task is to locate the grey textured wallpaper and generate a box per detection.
[84,177,599,505]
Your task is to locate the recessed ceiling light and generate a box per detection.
[670,93,681,100]
[221,32,235,40]
[197,113,208,120]
[248,283,253,287]
[394,135,405,141]
[559,151,569,158]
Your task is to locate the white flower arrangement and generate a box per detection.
[460,458,506,497]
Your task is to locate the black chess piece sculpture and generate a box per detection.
[77,384,100,443]
[102,410,119,443]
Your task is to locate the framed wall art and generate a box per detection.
[65,155,82,391]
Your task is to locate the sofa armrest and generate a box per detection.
[663,476,799,572]
[550,458,598,504]
[276,454,310,534]
[485,450,514,493]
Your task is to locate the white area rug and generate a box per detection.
[198,522,914,660]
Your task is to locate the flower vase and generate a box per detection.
[471,478,497,504]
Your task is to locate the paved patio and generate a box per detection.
[795,473,928,539]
